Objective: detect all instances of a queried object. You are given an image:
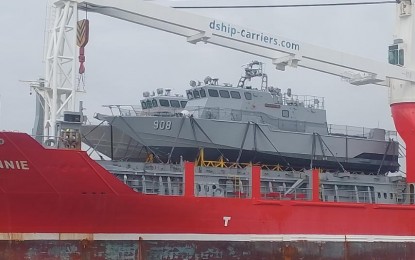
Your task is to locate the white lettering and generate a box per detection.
[159,120,165,130]
[0,160,29,171]
[4,161,14,169]
[154,120,172,130]
[223,216,231,227]
[20,161,29,170]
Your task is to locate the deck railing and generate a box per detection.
[143,164,406,204]
[100,105,396,141]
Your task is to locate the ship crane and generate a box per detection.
[44,0,415,185]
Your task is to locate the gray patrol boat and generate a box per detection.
[82,88,187,160]
[98,61,399,174]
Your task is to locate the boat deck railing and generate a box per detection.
[132,183,406,204]
[100,104,397,141]
[261,187,310,201]
[122,172,406,204]
[320,188,375,204]
[125,178,184,196]
[103,104,184,117]
[101,161,409,204]
[327,124,397,141]
[281,94,325,109]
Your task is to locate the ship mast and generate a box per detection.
[33,1,82,143]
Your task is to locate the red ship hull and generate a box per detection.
[1,132,415,259]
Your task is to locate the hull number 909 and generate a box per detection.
[154,120,172,130]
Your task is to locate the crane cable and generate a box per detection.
[174,1,396,9]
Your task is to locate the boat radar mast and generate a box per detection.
[237,61,268,91]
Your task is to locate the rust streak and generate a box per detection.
[138,236,144,260]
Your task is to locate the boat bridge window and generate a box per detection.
[170,100,181,108]
[159,99,170,107]
[152,99,158,107]
[230,91,241,99]
[208,89,219,97]
[200,89,206,98]
[146,100,153,109]
[141,101,147,109]
[244,92,252,100]
[282,110,289,118]
[180,101,187,108]
[219,90,230,98]
[186,90,193,100]
[193,90,200,99]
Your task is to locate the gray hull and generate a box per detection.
[105,116,399,173]
[81,124,147,161]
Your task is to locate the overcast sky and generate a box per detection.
[0,0,405,171]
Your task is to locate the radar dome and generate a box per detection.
[181,110,190,117]
[156,88,164,95]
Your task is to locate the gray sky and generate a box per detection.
[0,0,404,170]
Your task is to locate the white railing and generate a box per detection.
[328,124,397,141]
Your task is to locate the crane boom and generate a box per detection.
[72,0,415,86]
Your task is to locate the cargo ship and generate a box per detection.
[2,68,415,258]
[1,118,415,259]
[3,0,415,259]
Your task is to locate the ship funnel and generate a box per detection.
[391,103,415,182]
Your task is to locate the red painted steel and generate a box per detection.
[251,166,261,199]
[1,132,415,237]
[391,103,415,183]
[312,169,320,202]
[184,162,195,197]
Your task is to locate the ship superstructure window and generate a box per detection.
[388,44,404,66]
[141,101,147,109]
[170,100,180,108]
[282,110,289,118]
[186,90,193,100]
[193,90,200,99]
[180,101,187,108]
[219,90,230,98]
[230,91,241,99]
[159,99,170,107]
[208,89,219,97]
[146,100,152,109]
[244,92,252,100]
[200,89,206,98]
[152,99,158,107]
